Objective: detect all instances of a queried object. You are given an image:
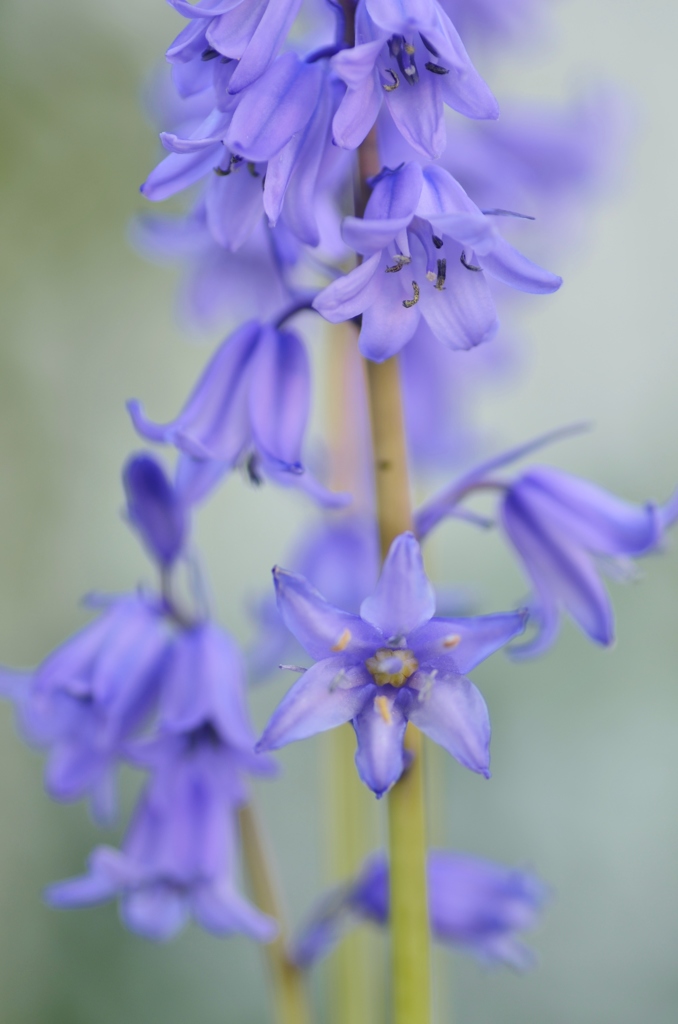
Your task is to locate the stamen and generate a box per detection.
[213,154,242,177]
[375,695,393,725]
[460,251,481,272]
[435,257,447,290]
[331,628,352,652]
[443,634,461,649]
[383,68,400,91]
[404,43,415,55]
[201,48,219,61]
[432,234,444,249]
[419,33,439,57]
[425,61,449,75]
[386,254,411,273]
[426,271,436,282]
[247,162,259,177]
[402,281,420,308]
[403,65,417,81]
[366,648,418,687]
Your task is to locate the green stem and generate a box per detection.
[364,357,431,1024]
[238,803,313,1024]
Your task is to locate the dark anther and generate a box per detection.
[220,56,233,64]
[386,262,404,273]
[213,165,231,176]
[388,35,403,58]
[213,154,242,177]
[247,162,259,177]
[402,281,420,308]
[383,68,399,91]
[419,33,439,57]
[201,48,220,62]
[460,251,481,272]
[435,258,447,290]
[246,454,264,486]
[425,61,449,75]
[432,234,444,249]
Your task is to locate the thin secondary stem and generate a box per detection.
[239,803,312,1024]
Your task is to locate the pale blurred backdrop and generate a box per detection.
[0,0,677,1021]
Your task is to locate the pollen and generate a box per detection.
[443,634,461,649]
[331,628,352,652]
[366,648,418,687]
[374,695,393,725]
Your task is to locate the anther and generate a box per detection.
[375,696,393,726]
[432,234,444,249]
[331,628,352,652]
[435,258,447,290]
[246,453,263,485]
[247,162,259,177]
[201,48,219,61]
[425,61,449,75]
[402,281,420,308]
[443,634,461,649]
[383,68,399,91]
[404,43,415,55]
[420,33,439,57]
[386,254,411,273]
[460,251,481,272]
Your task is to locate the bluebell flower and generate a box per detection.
[291,850,548,970]
[257,532,526,795]
[313,162,561,361]
[165,0,302,98]
[0,593,171,823]
[46,737,277,943]
[415,429,677,655]
[128,319,348,508]
[331,0,498,158]
[124,454,188,569]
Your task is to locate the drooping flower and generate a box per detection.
[0,593,171,823]
[128,319,348,508]
[257,532,526,795]
[124,453,189,570]
[331,0,498,158]
[313,161,561,361]
[291,849,548,969]
[165,0,303,98]
[46,736,276,943]
[415,428,677,655]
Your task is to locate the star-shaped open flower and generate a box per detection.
[257,532,526,795]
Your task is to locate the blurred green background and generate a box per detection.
[1,0,677,1021]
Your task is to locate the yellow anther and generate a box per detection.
[404,43,416,54]
[366,648,419,687]
[402,281,420,308]
[443,634,461,649]
[375,695,393,725]
[331,628,352,652]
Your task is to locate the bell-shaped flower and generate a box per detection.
[291,849,548,970]
[128,319,348,509]
[415,428,677,655]
[313,161,561,361]
[331,0,498,159]
[165,0,302,98]
[124,454,188,569]
[0,593,171,823]
[46,737,277,943]
[257,532,526,795]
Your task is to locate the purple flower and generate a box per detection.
[46,737,276,943]
[331,0,498,158]
[128,319,348,508]
[257,532,526,795]
[313,161,561,361]
[124,454,188,569]
[0,593,171,823]
[291,849,548,970]
[165,0,302,98]
[415,429,675,655]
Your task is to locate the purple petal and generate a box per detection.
[312,253,382,323]
[193,882,278,941]
[331,74,383,151]
[141,146,220,202]
[479,236,562,294]
[121,884,188,941]
[128,320,259,462]
[124,454,187,566]
[226,0,303,94]
[360,533,435,637]
[408,673,491,776]
[366,162,424,221]
[272,568,379,659]
[227,53,322,161]
[257,658,373,750]
[385,70,445,159]
[205,163,264,251]
[410,611,528,673]
[159,108,233,154]
[353,694,408,796]
[418,241,498,351]
[249,328,309,473]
